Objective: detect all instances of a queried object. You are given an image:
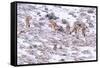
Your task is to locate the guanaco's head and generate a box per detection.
[25,16,32,22]
[49,19,55,23]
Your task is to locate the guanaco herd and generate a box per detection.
[18,15,89,39]
[48,19,88,38]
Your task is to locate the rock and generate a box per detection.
[60,59,65,61]
[89,23,94,28]
[87,9,94,13]
[45,7,48,10]
[62,54,66,56]
[69,12,76,17]
[39,22,44,26]
[39,17,45,20]
[62,19,68,24]
[80,13,87,16]
[81,50,91,54]
[57,26,64,32]
[37,12,40,15]
[45,12,59,20]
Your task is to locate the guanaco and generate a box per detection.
[49,19,59,31]
[25,16,32,29]
[17,16,32,35]
[70,21,88,38]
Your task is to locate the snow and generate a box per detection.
[17,3,97,65]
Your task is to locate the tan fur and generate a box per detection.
[49,19,58,31]
[25,16,32,29]
[71,21,88,37]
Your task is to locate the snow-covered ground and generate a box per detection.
[17,3,96,65]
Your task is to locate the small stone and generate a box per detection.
[37,12,40,15]
[58,26,64,32]
[71,47,79,51]
[45,7,48,10]
[87,9,94,13]
[28,46,33,49]
[89,23,94,28]
[45,12,58,20]
[21,55,27,58]
[81,50,91,54]
[62,54,66,56]
[39,18,45,20]
[80,13,87,16]
[33,45,37,48]
[19,45,25,49]
[53,44,57,50]
[69,12,76,17]
[62,19,68,24]
[39,22,44,26]
[59,46,63,49]
[60,59,65,61]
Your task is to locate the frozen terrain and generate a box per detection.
[17,3,96,65]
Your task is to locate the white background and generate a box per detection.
[0,0,99,68]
